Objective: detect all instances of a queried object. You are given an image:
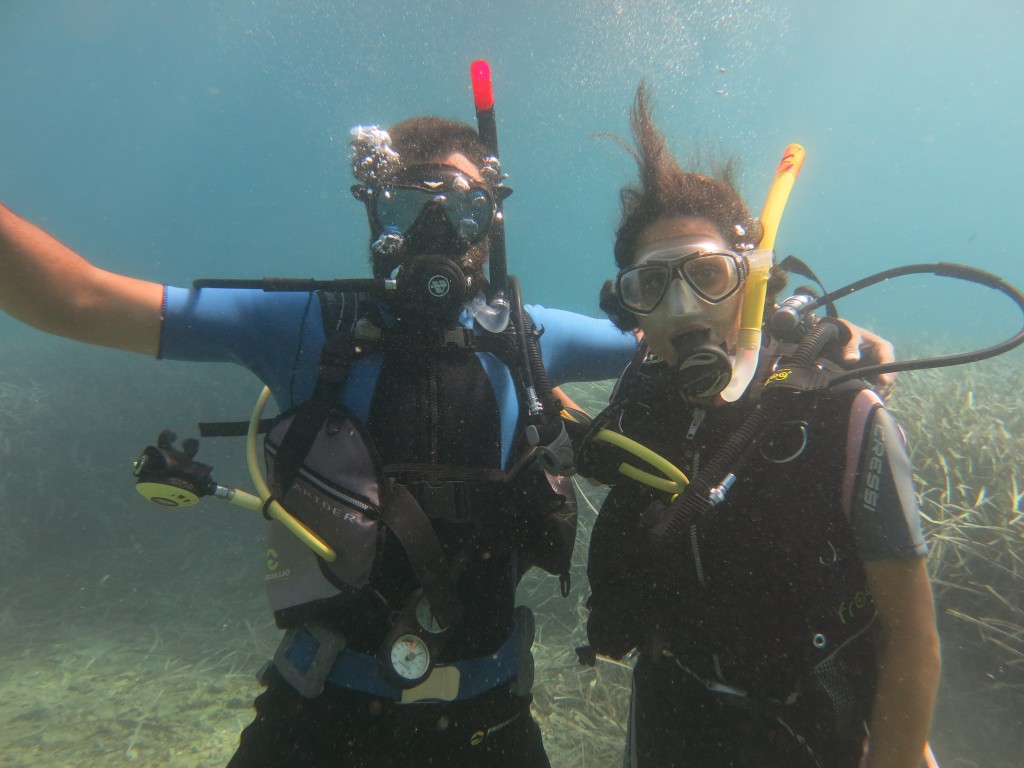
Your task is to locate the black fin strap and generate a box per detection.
[380,479,464,630]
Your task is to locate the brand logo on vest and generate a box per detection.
[296,484,364,523]
[428,274,451,297]
[264,547,292,582]
[862,422,887,512]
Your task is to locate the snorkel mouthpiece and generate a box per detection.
[673,328,734,399]
[471,291,510,332]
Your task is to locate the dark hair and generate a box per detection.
[387,116,490,169]
[599,83,786,332]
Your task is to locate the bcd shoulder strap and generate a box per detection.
[271,290,360,496]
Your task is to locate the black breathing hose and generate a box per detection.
[508,276,560,416]
[652,321,841,544]
[802,262,1024,385]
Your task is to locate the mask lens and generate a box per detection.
[618,248,742,313]
[618,264,670,314]
[373,182,494,244]
[376,188,436,234]
[447,188,492,242]
[682,253,739,302]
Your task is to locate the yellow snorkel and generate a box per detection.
[720,144,806,402]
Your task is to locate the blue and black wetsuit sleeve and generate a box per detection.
[158,285,325,409]
[526,304,638,385]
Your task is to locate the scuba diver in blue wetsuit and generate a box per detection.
[1,64,901,766]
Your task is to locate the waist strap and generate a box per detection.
[274,623,520,703]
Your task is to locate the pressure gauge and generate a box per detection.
[388,633,431,686]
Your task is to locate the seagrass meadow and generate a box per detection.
[0,345,1020,767]
[885,359,1024,767]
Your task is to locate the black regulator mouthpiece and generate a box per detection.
[672,328,734,399]
[392,254,473,324]
[371,202,477,325]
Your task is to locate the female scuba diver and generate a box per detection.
[578,84,940,768]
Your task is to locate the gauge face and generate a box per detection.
[389,634,431,682]
[415,597,445,634]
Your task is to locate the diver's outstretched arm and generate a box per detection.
[0,203,163,355]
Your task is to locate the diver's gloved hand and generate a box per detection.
[837,319,897,399]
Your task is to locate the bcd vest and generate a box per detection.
[260,292,576,657]
[586,351,880,702]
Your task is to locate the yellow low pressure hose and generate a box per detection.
[594,429,689,495]
[720,144,806,402]
[246,386,336,561]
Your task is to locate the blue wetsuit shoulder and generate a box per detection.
[160,288,637,465]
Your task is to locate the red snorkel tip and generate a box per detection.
[471,60,494,110]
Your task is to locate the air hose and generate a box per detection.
[652,321,842,543]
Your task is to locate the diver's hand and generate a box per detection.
[837,320,896,400]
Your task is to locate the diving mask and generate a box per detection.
[616,240,746,315]
[355,164,502,250]
[620,238,748,399]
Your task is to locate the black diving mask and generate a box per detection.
[355,164,502,247]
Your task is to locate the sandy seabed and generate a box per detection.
[0,564,632,768]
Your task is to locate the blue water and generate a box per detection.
[3,0,1022,344]
[2,1,1023,765]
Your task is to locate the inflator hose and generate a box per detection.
[523,312,560,414]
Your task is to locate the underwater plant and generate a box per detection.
[889,359,1024,690]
